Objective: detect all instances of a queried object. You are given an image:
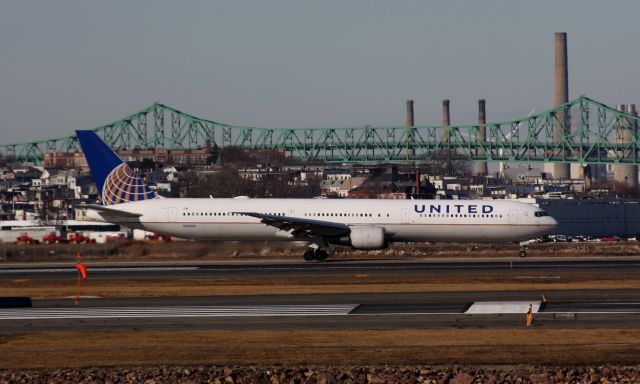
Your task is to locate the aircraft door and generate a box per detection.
[508,209,517,225]
[168,207,177,222]
[401,208,410,224]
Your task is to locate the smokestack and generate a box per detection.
[476,99,488,176]
[555,32,568,107]
[406,100,415,159]
[441,99,450,143]
[406,100,415,127]
[545,32,571,179]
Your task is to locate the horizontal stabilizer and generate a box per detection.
[79,204,143,218]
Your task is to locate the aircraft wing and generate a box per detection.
[79,204,143,218]
[234,212,350,238]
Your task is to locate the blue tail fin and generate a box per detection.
[76,130,158,205]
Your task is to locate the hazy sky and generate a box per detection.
[1,1,640,143]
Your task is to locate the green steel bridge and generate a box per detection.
[1,96,639,165]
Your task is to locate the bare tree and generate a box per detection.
[182,169,321,198]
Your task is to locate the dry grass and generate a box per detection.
[4,240,640,262]
[3,272,640,298]
[3,328,640,368]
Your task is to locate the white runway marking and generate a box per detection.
[0,304,358,320]
[465,301,542,314]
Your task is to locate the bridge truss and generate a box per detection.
[1,96,639,165]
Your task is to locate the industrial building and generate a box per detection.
[539,198,640,238]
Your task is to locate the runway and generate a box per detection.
[3,256,640,279]
[3,258,640,333]
[3,289,640,332]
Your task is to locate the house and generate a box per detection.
[336,176,368,198]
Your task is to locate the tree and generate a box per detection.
[182,168,322,198]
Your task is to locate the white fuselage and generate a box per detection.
[87,198,557,243]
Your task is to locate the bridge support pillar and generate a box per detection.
[613,104,638,189]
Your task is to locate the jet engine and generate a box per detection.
[348,226,387,249]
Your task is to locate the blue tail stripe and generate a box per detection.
[75,130,123,198]
[76,130,158,205]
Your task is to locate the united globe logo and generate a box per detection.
[102,163,157,205]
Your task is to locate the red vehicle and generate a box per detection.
[42,232,67,244]
[15,233,39,245]
[600,236,622,242]
[147,232,171,242]
[67,233,93,244]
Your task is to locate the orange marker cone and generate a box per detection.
[74,252,88,305]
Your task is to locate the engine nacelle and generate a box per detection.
[349,226,387,250]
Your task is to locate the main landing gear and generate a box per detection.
[519,241,528,258]
[303,249,329,262]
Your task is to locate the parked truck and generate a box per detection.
[42,232,68,244]
[67,232,93,244]
[15,233,40,245]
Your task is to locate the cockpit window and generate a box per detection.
[534,211,549,217]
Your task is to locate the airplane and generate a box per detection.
[75,130,558,260]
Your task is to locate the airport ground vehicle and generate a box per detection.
[68,233,93,244]
[147,232,171,242]
[15,233,39,245]
[42,233,67,244]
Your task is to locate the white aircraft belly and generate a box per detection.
[142,222,279,241]
[385,224,549,243]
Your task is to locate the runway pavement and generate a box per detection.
[3,256,640,279]
[3,258,640,332]
[3,289,640,332]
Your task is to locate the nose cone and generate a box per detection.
[548,216,559,229]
